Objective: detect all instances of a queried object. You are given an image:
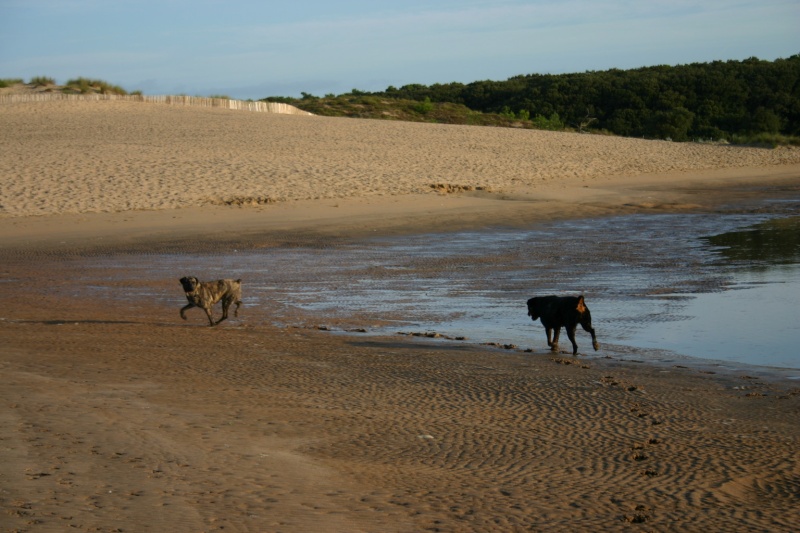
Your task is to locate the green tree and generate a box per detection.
[652,107,695,141]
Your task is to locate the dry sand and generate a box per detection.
[1,99,799,532]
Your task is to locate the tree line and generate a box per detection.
[273,55,800,143]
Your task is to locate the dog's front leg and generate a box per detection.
[180,303,195,320]
[203,307,216,326]
[550,327,561,352]
[566,325,579,355]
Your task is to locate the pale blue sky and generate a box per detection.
[1,0,797,100]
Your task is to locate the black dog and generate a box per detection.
[526,295,599,355]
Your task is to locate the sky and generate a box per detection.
[1,0,798,100]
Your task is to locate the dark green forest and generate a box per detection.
[265,55,800,145]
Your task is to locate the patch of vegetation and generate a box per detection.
[29,75,55,86]
[0,78,24,88]
[729,132,800,148]
[414,97,434,115]
[3,75,139,95]
[64,77,128,95]
[262,92,536,129]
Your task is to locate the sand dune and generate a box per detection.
[2,99,799,218]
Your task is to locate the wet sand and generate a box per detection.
[2,99,800,532]
[2,242,799,532]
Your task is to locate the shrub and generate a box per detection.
[65,77,127,95]
[0,78,24,88]
[263,96,295,104]
[65,77,92,93]
[730,132,800,148]
[499,106,515,119]
[29,75,55,86]
[531,112,565,131]
[414,97,434,115]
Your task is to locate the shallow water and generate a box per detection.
[101,202,800,376]
[623,269,799,368]
[619,215,800,369]
[256,212,800,373]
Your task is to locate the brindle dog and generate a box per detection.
[526,295,599,355]
[179,276,242,326]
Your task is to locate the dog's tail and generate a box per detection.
[577,294,587,313]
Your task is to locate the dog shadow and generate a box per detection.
[346,339,473,352]
[29,319,243,328]
[35,319,146,326]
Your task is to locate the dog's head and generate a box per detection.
[526,297,541,320]
[179,276,199,293]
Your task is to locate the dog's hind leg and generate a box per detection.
[582,324,599,351]
[216,296,235,325]
[225,294,242,319]
[233,280,242,317]
[579,314,599,351]
[214,310,227,325]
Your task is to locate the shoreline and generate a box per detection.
[2,164,798,384]
[2,163,799,255]
[315,325,800,386]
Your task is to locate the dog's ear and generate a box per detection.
[576,295,587,313]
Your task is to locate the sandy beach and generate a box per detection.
[1,98,800,532]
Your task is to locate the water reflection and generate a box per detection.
[703,216,800,265]
[623,270,800,369]
[623,215,800,370]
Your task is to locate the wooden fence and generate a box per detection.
[0,92,313,115]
